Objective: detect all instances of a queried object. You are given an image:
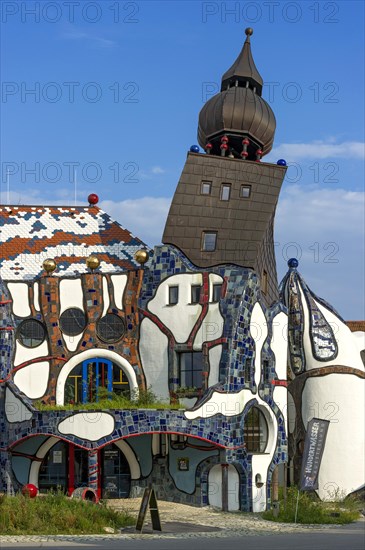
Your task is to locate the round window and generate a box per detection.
[59,308,86,336]
[17,319,46,348]
[96,314,125,343]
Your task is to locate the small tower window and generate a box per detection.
[240,185,251,198]
[201,181,212,195]
[191,285,201,304]
[168,286,179,305]
[212,283,222,302]
[220,184,231,201]
[202,232,217,252]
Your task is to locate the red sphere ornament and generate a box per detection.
[257,149,263,155]
[22,484,38,498]
[242,138,250,145]
[205,142,213,149]
[221,135,229,143]
[240,151,249,157]
[220,143,229,150]
[88,193,99,205]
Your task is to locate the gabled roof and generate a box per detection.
[346,321,365,332]
[0,205,146,280]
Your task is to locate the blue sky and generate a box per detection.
[1,0,364,319]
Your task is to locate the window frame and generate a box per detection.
[168,285,179,306]
[201,181,212,195]
[243,406,268,453]
[240,185,251,199]
[190,285,202,304]
[201,231,217,252]
[59,307,87,336]
[178,351,204,390]
[96,313,126,343]
[212,283,222,303]
[16,318,46,348]
[220,183,231,201]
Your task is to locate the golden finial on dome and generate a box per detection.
[134,249,149,265]
[86,255,100,271]
[245,27,253,36]
[43,258,57,274]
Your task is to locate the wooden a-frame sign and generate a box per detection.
[135,486,162,532]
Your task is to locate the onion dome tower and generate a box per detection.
[162,29,287,306]
[198,28,276,160]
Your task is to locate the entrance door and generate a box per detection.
[101,444,131,498]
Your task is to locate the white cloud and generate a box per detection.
[268,140,365,161]
[151,166,166,175]
[61,29,116,48]
[275,186,365,319]
[100,197,171,246]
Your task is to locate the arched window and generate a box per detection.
[65,359,130,405]
[243,407,268,453]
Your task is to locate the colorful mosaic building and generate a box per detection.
[1,29,364,511]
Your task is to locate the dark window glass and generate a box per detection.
[244,358,252,385]
[212,283,222,302]
[201,181,212,195]
[220,184,231,201]
[202,232,217,252]
[17,319,46,348]
[263,359,270,383]
[179,352,204,389]
[191,285,201,304]
[96,314,125,343]
[243,407,268,453]
[240,185,251,198]
[59,308,86,336]
[169,286,179,305]
[38,440,67,494]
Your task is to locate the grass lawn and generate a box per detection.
[0,492,135,535]
[262,487,362,524]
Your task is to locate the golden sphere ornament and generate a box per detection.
[43,258,57,274]
[86,255,100,271]
[134,249,149,265]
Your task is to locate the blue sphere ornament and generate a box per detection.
[288,258,299,268]
[190,145,200,153]
[277,159,287,166]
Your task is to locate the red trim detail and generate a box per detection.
[0,356,67,384]
[10,451,43,461]
[271,380,288,387]
[97,448,101,500]
[68,443,75,496]
[8,430,245,452]
[0,326,14,331]
[0,300,12,304]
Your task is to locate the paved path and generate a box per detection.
[1,499,361,544]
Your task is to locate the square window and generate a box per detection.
[202,232,217,252]
[212,283,222,302]
[169,286,179,305]
[201,181,212,195]
[220,184,231,201]
[240,185,251,198]
[179,352,203,389]
[191,285,201,304]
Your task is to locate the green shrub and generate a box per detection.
[262,486,361,524]
[0,491,135,535]
[35,386,182,411]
